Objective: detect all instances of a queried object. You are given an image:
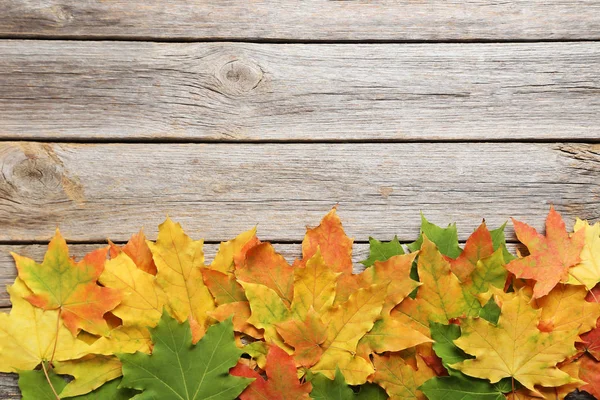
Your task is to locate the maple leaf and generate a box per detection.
[209,301,264,339]
[147,217,214,342]
[98,252,166,329]
[419,373,508,400]
[360,236,405,267]
[118,312,252,399]
[506,206,586,299]
[301,208,353,274]
[236,242,294,305]
[210,227,260,273]
[451,288,579,393]
[407,213,462,258]
[535,284,600,334]
[392,235,471,336]
[311,284,387,384]
[309,369,387,399]
[579,353,600,398]
[54,355,122,398]
[12,230,122,336]
[231,345,312,399]
[449,222,495,282]
[371,353,436,400]
[0,279,90,372]
[567,219,600,289]
[356,317,431,359]
[88,325,152,355]
[578,318,600,361]
[290,250,340,320]
[275,307,328,367]
[240,281,291,350]
[109,229,157,275]
[202,269,247,305]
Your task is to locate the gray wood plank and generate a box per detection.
[2,1,600,41]
[0,141,597,244]
[0,374,18,400]
[1,41,599,141]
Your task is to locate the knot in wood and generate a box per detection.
[47,5,74,27]
[217,59,264,95]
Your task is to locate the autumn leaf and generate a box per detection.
[449,222,495,282]
[535,284,600,334]
[301,208,353,274]
[210,227,260,273]
[240,281,291,350]
[309,369,387,399]
[451,288,579,393]
[290,250,340,320]
[118,312,252,399]
[209,301,264,339]
[88,325,152,355]
[12,230,122,336]
[356,317,431,359]
[54,355,122,398]
[578,318,600,361]
[231,345,312,399]
[147,217,214,342]
[275,307,328,367]
[506,206,586,299]
[371,353,435,400]
[98,252,166,329]
[392,235,470,336]
[202,269,247,305]
[579,353,600,398]
[419,373,507,400]
[360,236,405,268]
[109,229,156,275]
[236,242,294,306]
[567,219,600,289]
[407,213,462,258]
[0,279,90,372]
[311,284,387,384]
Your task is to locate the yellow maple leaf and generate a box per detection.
[99,252,167,329]
[371,353,435,400]
[451,289,579,393]
[54,355,122,398]
[0,279,90,372]
[535,283,600,334]
[147,217,214,342]
[567,218,600,289]
[210,227,259,273]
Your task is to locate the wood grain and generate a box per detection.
[2,1,600,41]
[1,41,599,141]
[0,141,598,244]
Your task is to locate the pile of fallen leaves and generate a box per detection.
[1,207,599,399]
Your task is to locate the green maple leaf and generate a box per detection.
[118,312,252,400]
[18,369,136,400]
[360,236,404,267]
[419,373,506,400]
[309,369,386,399]
[407,213,462,258]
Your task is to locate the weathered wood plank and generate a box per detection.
[0,142,598,244]
[1,41,599,141]
[2,1,600,41]
[0,374,18,400]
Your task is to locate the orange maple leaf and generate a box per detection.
[231,345,312,400]
[506,206,586,299]
[13,230,122,336]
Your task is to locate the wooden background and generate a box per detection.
[1,1,599,397]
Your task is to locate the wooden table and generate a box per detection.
[1,1,599,397]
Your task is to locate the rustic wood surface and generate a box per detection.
[2,0,599,397]
[1,41,599,141]
[0,142,597,244]
[2,1,600,41]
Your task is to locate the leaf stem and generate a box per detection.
[41,361,60,400]
[49,308,62,365]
